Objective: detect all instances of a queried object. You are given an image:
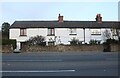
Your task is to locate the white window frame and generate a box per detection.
[69,28,77,35]
[91,29,101,35]
[47,28,55,36]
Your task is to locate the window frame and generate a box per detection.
[47,28,55,36]
[69,28,77,35]
[91,29,101,35]
[20,28,27,36]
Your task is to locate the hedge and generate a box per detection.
[2,39,16,49]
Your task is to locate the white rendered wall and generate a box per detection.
[76,29,84,41]
[84,29,91,44]
[9,29,24,50]
[10,28,48,49]
[10,29,20,40]
[55,28,69,44]
[55,28,90,44]
[10,28,117,49]
[10,28,48,40]
[90,29,102,43]
[27,28,47,40]
[90,28,118,43]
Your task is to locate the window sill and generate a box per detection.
[69,34,77,35]
[47,34,55,36]
[91,34,101,35]
[19,35,27,37]
[113,35,117,36]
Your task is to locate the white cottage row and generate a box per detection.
[9,14,119,50]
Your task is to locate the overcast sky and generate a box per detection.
[0,0,120,28]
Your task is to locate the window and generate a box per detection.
[91,29,101,35]
[47,28,55,36]
[69,28,77,35]
[20,28,27,36]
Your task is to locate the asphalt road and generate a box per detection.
[2,52,119,76]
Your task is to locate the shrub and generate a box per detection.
[2,39,16,49]
[103,39,119,52]
[104,39,119,44]
[70,38,79,45]
[25,35,46,46]
[89,39,101,45]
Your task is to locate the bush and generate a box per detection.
[70,38,80,45]
[89,39,101,45]
[38,42,46,46]
[25,35,46,46]
[103,39,119,44]
[103,39,119,52]
[2,39,16,49]
[107,39,119,44]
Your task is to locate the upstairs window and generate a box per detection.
[69,28,77,35]
[47,28,55,36]
[20,28,27,36]
[91,29,101,35]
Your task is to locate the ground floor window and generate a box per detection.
[91,29,101,35]
[69,28,77,35]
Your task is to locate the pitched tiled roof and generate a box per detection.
[10,21,120,28]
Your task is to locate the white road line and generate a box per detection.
[1,70,75,73]
[3,60,62,62]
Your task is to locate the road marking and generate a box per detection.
[1,70,75,73]
[7,64,10,66]
[3,60,62,62]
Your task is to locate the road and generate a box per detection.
[2,52,119,76]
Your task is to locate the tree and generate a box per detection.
[111,28,120,41]
[2,22,10,39]
[102,29,111,42]
[116,29,120,41]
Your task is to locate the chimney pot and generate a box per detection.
[95,14,102,23]
[58,14,63,23]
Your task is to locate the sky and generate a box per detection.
[0,0,120,29]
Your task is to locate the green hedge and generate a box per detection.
[2,39,16,49]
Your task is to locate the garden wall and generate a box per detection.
[1,44,119,53]
[2,45,13,53]
[21,45,104,52]
[110,44,120,52]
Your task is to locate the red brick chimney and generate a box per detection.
[58,14,63,23]
[95,14,102,23]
